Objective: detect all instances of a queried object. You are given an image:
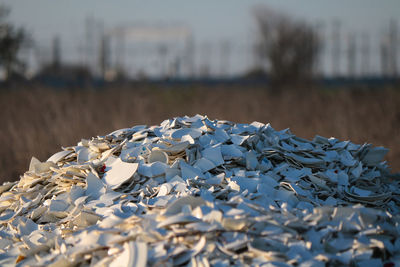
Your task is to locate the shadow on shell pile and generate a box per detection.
[0,115,400,266]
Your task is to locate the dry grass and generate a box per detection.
[1,84,399,183]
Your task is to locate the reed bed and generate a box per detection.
[1,84,399,182]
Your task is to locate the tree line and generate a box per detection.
[1,4,322,87]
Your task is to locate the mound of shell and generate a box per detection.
[1,115,400,266]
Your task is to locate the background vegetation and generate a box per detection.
[1,85,399,183]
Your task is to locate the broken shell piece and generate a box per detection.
[221,144,243,158]
[77,147,100,164]
[72,211,101,227]
[28,156,41,172]
[164,196,207,216]
[202,146,224,166]
[102,157,139,189]
[245,150,258,170]
[205,173,225,185]
[138,161,168,178]
[193,158,216,172]
[0,182,16,194]
[86,173,106,199]
[231,177,259,193]
[157,214,201,228]
[110,242,147,267]
[157,183,173,196]
[222,218,247,231]
[361,146,389,165]
[160,141,190,154]
[47,150,73,164]
[29,157,57,174]
[173,236,206,265]
[148,149,168,164]
[120,145,151,162]
[180,161,204,180]
[170,128,202,140]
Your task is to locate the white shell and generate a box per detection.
[157,183,173,196]
[170,128,202,140]
[202,145,224,166]
[110,242,147,267]
[362,147,389,165]
[148,149,168,164]
[102,157,139,189]
[85,173,106,199]
[47,150,73,163]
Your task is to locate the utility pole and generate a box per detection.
[219,40,231,77]
[185,35,195,78]
[158,44,168,78]
[388,19,398,77]
[85,16,95,72]
[115,30,126,76]
[347,33,356,78]
[313,20,325,77]
[332,19,341,77]
[252,40,263,73]
[380,38,389,78]
[360,32,370,77]
[52,35,61,69]
[99,34,110,80]
[200,42,211,78]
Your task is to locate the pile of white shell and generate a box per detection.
[0,115,399,266]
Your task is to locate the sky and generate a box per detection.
[2,0,400,77]
[5,0,400,41]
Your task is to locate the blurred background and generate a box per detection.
[0,0,399,182]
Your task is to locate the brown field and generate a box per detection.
[1,84,399,183]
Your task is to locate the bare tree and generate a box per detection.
[253,6,320,87]
[0,5,29,80]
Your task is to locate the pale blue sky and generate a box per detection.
[2,0,400,77]
[4,0,400,41]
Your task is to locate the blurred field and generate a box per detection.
[1,84,399,183]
